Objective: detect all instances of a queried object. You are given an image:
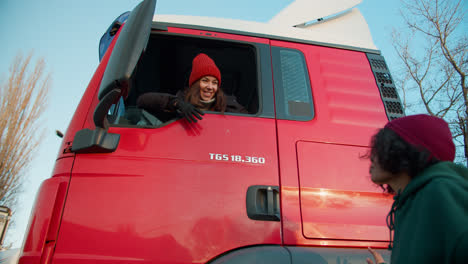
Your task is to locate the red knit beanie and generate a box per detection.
[385,114,455,161]
[189,53,221,87]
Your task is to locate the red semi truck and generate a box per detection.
[19,0,403,263]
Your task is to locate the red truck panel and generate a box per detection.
[53,115,281,264]
[271,40,392,247]
[297,141,393,241]
[19,158,72,264]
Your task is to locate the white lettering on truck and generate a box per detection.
[209,153,266,164]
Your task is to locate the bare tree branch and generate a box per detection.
[393,0,468,165]
[0,52,50,207]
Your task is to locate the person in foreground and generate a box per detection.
[365,114,468,264]
[137,53,247,123]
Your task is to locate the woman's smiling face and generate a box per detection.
[198,76,218,101]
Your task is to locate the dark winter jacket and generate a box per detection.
[137,90,248,122]
[387,161,468,264]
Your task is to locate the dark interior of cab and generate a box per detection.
[114,33,259,126]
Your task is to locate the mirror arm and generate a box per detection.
[71,88,122,154]
[94,87,122,129]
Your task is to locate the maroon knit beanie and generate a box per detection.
[188,53,221,87]
[385,114,455,161]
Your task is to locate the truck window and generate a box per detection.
[272,47,314,121]
[108,34,261,127]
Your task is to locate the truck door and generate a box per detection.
[51,2,282,263]
[271,40,393,247]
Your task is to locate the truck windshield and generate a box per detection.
[99,11,130,61]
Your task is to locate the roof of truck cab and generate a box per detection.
[153,11,380,54]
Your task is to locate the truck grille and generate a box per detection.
[367,54,405,120]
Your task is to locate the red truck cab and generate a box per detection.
[19,0,403,263]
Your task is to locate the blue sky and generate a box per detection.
[0,0,404,248]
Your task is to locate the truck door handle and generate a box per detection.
[246,185,280,221]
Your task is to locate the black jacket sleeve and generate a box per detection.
[136,92,184,123]
[136,92,178,113]
[225,95,249,114]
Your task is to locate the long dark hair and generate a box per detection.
[184,80,227,112]
[366,128,439,193]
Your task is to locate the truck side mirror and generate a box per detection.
[71,0,156,154]
[98,0,156,101]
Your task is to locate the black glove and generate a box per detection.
[173,99,204,123]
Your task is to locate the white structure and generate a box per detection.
[154,0,376,51]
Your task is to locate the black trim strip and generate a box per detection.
[366,53,405,120]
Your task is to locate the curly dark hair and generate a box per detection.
[366,127,439,193]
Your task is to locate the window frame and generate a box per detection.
[107,32,275,128]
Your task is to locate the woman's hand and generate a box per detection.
[174,99,204,123]
[366,247,386,264]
